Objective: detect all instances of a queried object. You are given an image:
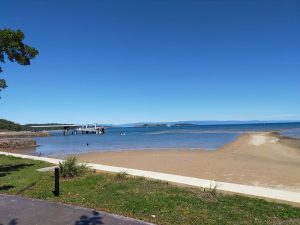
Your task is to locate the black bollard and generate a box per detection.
[53,167,59,196]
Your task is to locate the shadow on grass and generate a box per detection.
[75,210,103,225]
[0,185,15,191]
[0,163,34,177]
[0,218,18,225]
[8,219,18,225]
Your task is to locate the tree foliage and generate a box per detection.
[0,28,39,92]
[0,119,23,131]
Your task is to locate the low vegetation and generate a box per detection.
[0,119,75,132]
[115,171,128,180]
[59,156,88,178]
[0,119,23,131]
[1,155,300,225]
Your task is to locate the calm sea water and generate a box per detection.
[31,122,300,156]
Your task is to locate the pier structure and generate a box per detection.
[76,124,105,135]
[30,124,105,135]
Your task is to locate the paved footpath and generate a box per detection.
[0,195,154,225]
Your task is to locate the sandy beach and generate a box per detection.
[78,132,300,192]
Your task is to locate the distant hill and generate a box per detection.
[117,120,300,127]
[174,120,300,125]
[0,119,23,131]
[134,123,198,127]
[173,123,198,127]
[134,123,168,127]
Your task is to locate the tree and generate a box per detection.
[0,119,23,131]
[0,28,39,93]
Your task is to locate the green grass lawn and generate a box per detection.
[1,155,300,225]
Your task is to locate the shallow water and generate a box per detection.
[280,128,300,139]
[35,128,239,156]
[30,122,300,156]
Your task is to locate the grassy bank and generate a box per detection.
[1,155,300,225]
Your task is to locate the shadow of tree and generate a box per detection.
[0,185,15,191]
[0,163,34,177]
[75,210,103,225]
[0,218,18,225]
[8,219,18,225]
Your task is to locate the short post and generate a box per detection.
[53,167,59,196]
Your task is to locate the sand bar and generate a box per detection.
[78,132,300,192]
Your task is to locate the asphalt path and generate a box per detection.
[0,195,154,225]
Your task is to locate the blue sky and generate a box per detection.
[1,0,299,124]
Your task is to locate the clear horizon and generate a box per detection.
[1,0,300,124]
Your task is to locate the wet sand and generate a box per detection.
[78,132,300,192]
